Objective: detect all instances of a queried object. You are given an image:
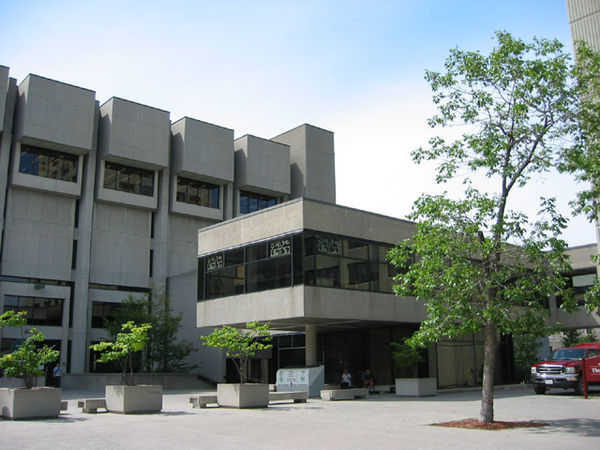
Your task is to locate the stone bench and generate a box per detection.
[320,388,369,401]
[77,398,107,413]
[189,394,218,408]
[269,391,308,403]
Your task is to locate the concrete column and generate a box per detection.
[70,105,99,373]
[305,325,318,366]
[0,78,17,257]
[152,167,169,288]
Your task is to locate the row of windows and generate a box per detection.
[197,231,398,300]
[3,295,64,326]
[17,147,284,215]
[19,145,78,182]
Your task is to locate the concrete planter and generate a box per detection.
[217,383,269,408]
[105,385,163,414]
[395,377,437,397]
[0,387,61,419]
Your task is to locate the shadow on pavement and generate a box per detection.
[529,418,600,438]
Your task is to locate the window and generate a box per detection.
[19,145,78,182]
[176,177,219,208]
[240,191,277,214]
[91,301,121,328]
[4,295,63,326]
[103,162,154,196]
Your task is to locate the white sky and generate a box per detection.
[0,0,595,247]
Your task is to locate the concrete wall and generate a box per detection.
[568,0,600,51]
[171,117,234,183]
[234,134,290,196]
[272,124,336,203]
[89,202,151,287]
[0,65,8,133]
[98,97,170,169]
[2,189,75,280]
[15,74,95,153]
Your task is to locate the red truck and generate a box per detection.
[530,342,600,395]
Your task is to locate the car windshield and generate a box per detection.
[551,348,586,360]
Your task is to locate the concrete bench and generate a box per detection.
[189,394,218,408]
[320,388,369,401]
[269,391,308,403]
[77,398,107,413]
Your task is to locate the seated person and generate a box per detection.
[362,369,375,391]
[341,369,352,389]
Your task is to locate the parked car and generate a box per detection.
[530,342,600,395]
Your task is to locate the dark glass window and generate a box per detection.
[206,266,245,299]
[176,177,219,208]
[71,240,78,270]
[103,162,154,196]
[19,145,78,182]
[246,257,291,293]
[4,295,63,326]
[91,301,121,328]
[240,191,277,214]
[196,231,401,301]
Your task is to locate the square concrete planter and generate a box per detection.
[105,385,163,414]
[395,377,437,397]
[217,383,269,408]
[0,387,61,419]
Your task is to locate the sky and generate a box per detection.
[0,0,595,247]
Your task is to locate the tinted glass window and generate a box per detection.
[240,191,277,214]
[104,162,154,196]
[176,177,219,208]
[19,145,78,182]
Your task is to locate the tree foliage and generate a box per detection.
[391,339,425,378]
[200,322,272,384]
[388,31,600,423]
[90,321,151,385]
[0,311,59,388]
[512,334,543,383]
[561,328,599,347]
[105,288,196,373]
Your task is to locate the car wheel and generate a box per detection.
[533,385,546,395]
[574,378,584,396]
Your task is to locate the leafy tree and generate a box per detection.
[200,322,272,384]
[512,334,542,383]
[0,311,59,388]
[388,32,600,423]
[561,328,599,347]
[391,339,425,378]
[105,288,196,373]
[90,321,152,385]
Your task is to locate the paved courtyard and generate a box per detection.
[2,386,599,449]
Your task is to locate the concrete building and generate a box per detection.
[1,63,598,388]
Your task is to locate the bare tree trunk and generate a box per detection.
[480,323,498,423]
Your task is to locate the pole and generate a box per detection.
[582,357,588,399]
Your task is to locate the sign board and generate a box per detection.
[276,366,325,397]
[584,356,600,383]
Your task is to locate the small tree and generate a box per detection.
[201,322,272,384]
[90,321,151,386]
[0,311,59,389]
[105,288,196,373]
[391,339,425,378]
